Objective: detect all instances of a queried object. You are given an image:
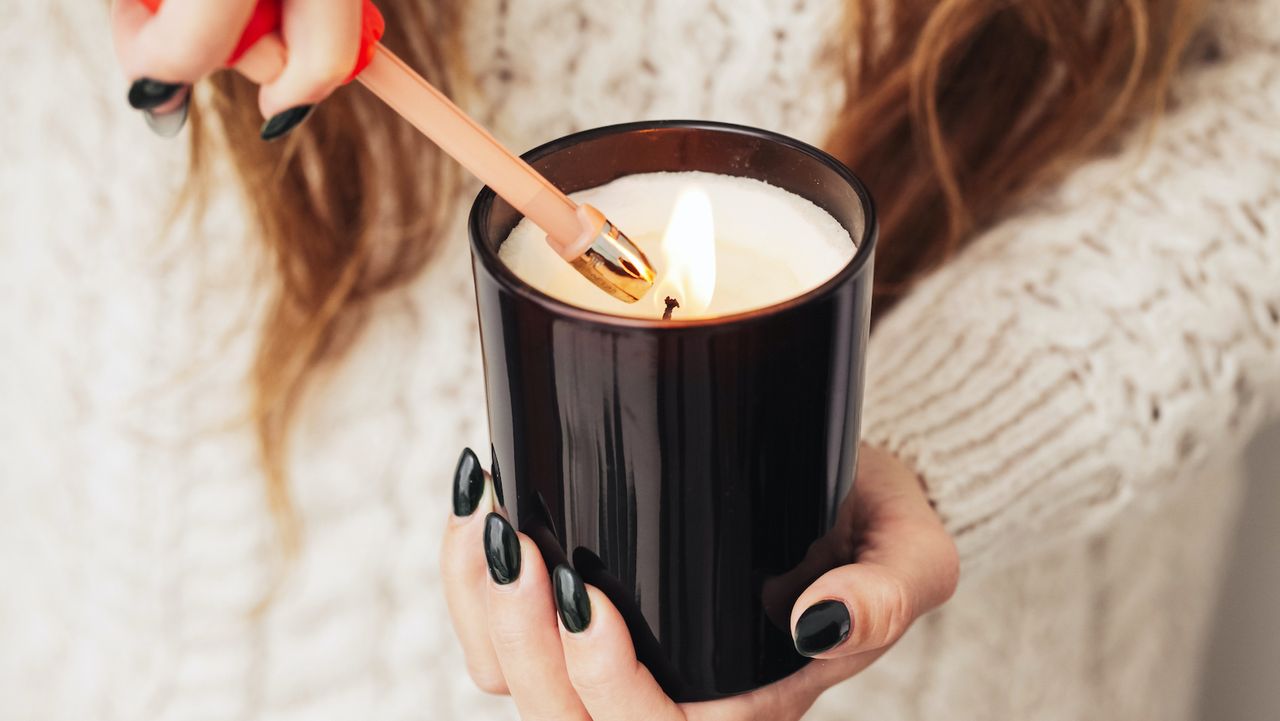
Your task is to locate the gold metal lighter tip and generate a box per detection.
[569,219,657,303]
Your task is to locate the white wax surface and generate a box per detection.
[499,171,856,319]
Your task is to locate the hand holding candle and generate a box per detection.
[441,445,958,718]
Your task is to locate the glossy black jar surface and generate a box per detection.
[468,120,876,701]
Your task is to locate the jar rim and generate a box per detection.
[468,119,878,330]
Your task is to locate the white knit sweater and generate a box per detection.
[2,1,1278,720]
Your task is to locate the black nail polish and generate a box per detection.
[552,565,591,633]
[260,105,314,141]
[127,78,183,110]
[793,600,851,657]
[142,87,190,138]
[489,444,505,507]
[453,448,485,517]
[483,513,521,585]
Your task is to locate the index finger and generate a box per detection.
[112,0,257,82]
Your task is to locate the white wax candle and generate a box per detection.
[499,171,855,319]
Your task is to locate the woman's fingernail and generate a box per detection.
[793,600,852,657]
[483,513,521,585]
[260,105,314,141]
[453,448,485,517]
[142,86,191,138]
[489,444,505,507]
[552,564,591,633]
[127,78,183,110]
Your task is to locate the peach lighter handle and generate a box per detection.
[357,46,587,257]
[238,37,590,258]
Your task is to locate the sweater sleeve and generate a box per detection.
[861,44,1280,576]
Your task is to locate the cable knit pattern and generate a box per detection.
[862,24,1280,573]
[1,1,1277,720]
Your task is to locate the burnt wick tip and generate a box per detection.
[662,296,681,321]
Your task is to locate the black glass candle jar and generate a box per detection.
[468,120,876,701]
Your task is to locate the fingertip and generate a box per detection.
[552,565,593,635]
[555,579,633,671]
[790,564,916,659]
[792,599,852,658]
[454,483,497,533]
[480,518,551,598]
[127,78,185,110]
[259,105,314,141]
[257,77,340,121]
[452,447,487,518]
[140,85,191,138]
[482,512,521,586]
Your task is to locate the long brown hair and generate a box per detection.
[186,0,1205,546]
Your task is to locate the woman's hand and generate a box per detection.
[442,445,959,720]
[110,0,364,137]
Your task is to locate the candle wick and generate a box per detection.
[663,296,681,321]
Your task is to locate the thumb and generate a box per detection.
[789,513,958,658]
[789,563,919,658]
[789,446,960,659]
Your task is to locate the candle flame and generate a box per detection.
[655,187,716,317]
